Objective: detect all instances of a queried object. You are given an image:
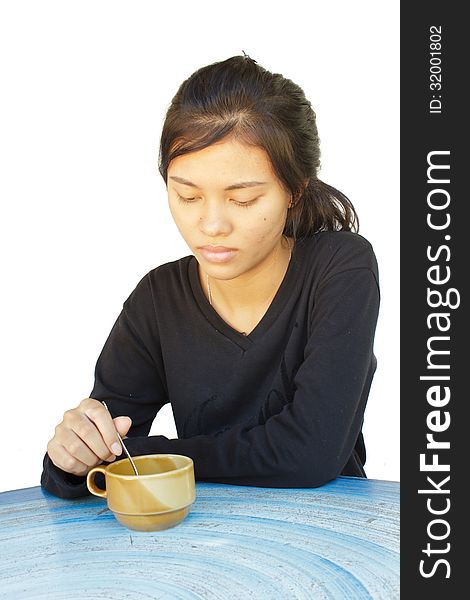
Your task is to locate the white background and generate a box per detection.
[0,1,399,492]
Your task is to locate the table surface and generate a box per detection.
[0,476,399,600]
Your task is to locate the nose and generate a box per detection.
[198,199,233,237]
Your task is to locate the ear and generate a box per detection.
[289,179,310,208]
[288,192,299,209]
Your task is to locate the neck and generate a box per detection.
[204,236,293,313]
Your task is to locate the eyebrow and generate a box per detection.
[169,175,268,191]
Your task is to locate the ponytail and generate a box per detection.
[284,178,359,240]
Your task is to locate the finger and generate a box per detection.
[48,440,90,476]
[83,402,122,456]
[61,428,114,467]
[114,416,132,437]
[70,411,118,461]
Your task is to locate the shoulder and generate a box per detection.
[123,254,193,311]
[305,230,376,260]
[295,231,379,296]
[147,254,193,285]
[302,231,378,279]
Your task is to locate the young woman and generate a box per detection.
[41,54,380,499]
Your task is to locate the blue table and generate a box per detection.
[0,477,399,599]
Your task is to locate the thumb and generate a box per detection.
[113,416,132,438]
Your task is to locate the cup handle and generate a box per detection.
[86,466,107,498]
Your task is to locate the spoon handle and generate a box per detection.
[101,401,139,476]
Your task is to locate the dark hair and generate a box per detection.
[158,54,359,239]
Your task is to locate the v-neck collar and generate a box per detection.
[188,238,305,351]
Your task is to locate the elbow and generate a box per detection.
[282,455,344,489]
[287,468,339,489]
[247,435,347,488]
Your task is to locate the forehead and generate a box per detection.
[167,139,277,188]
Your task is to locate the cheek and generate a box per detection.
[243,210,285,245]
[169,201,194,230]
[167,206,195,245]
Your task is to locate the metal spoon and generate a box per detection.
[101,401,139,476]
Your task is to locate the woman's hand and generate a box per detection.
[46,398,132,476]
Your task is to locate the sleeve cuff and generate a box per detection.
[40,453,92,499]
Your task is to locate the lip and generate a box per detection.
[198,245,238,263]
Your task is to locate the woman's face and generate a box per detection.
[167,137,291,281]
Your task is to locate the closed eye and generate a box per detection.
[233,198,258,208]
[177,194,197,203]
[176,193,259,207]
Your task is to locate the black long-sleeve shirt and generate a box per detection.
[41,231,380,498]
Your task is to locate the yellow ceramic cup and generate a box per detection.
[86,454,196,532]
